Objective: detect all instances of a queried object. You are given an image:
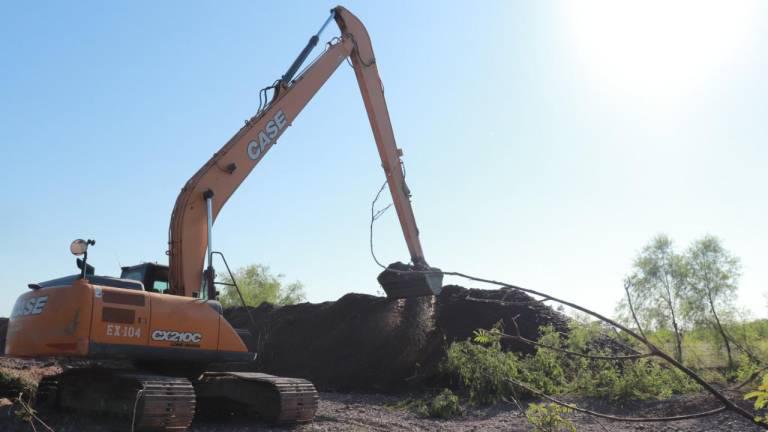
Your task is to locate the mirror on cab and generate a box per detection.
[70,239,96,279]
[70,239,89,256]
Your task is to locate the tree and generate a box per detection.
[617,234,688,362]
[683,235,741,370]
[218,264,306,308]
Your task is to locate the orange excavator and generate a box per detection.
[5,6,441,431]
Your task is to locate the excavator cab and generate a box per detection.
[377,262,443,299]
[120,263,171,293]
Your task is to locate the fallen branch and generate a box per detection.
[15,393,54,432]
[507,377,727,422]
[464,295,550,307]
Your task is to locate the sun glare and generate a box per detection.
[562,0,759,106]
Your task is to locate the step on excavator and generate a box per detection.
[5,6,442,431]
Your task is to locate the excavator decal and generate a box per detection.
[247,109,288,160]
[11,296,48,317]
[151,330,202,344]
[106,324,141,338]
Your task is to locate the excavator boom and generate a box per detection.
[168,6,442,299]
[7,7,444,430]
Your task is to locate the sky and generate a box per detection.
[1,1,766,319]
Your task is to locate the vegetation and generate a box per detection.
[389,389,462,419]
[218,263,306,308]
[443,322,519,405]
[442,321,698,406]
[525,403,576,432]
[684,236,741,370]
[746,374,768,424]
[435,232,768,427]
[618,235,687,362]
[427,389,462,419]
[617,234,741,369]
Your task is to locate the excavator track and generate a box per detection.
[36,368,195,431]
[129,374,196,431]
[34,375,60,408]
[195,372,318,423]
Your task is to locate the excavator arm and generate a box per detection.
[168,6,441,299]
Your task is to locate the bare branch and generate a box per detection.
[464,295,550,306]
[15,393,55,432]
[624,277,648,340]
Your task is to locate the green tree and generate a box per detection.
[616,234,688,362]
[683,235,740,370]
[218,264,306,308]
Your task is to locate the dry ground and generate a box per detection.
[0,390,761,431]
[0,358,762,432]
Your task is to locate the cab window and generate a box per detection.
[152,280,169,294]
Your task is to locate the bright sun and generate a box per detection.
[562,0,760,105]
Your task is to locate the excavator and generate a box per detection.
[4,6,442,431]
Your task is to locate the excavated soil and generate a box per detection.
[224,285,569,392]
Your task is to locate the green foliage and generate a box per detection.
[428,389,462,419]
[445,322,519,405]
[745,374,768,424]
[682,235,740,323]
[442,320,699,406]
[472,322,503,347]
[388,389,462,419]
[218,264,305,308]
[616,234,744,369]
[519,326,567,395]
[616,234,687,362]
[736,353,762,384]
[525,403,576,432]
[571,357,698,400]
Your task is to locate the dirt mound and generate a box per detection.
[224,285,569,392]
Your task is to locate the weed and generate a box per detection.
[525,403,576,432]
[428,389,462,419]
[745,373,768,424]
[443,321,519,405]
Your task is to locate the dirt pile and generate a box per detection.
[224,285,569,392]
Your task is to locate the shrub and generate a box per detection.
[443,338,519,405]
[519,325,567,395]
[525,403,576,432]
[736,353,762,384]
[442,320,700,408]
[569,356,697,400]
[428,389,462,419]
[745,373,768,424]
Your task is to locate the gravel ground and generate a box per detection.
[0,358,762,431]
[0,391,761,432]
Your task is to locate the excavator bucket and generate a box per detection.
[377,262,443,299]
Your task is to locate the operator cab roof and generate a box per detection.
[28,274,144,291]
